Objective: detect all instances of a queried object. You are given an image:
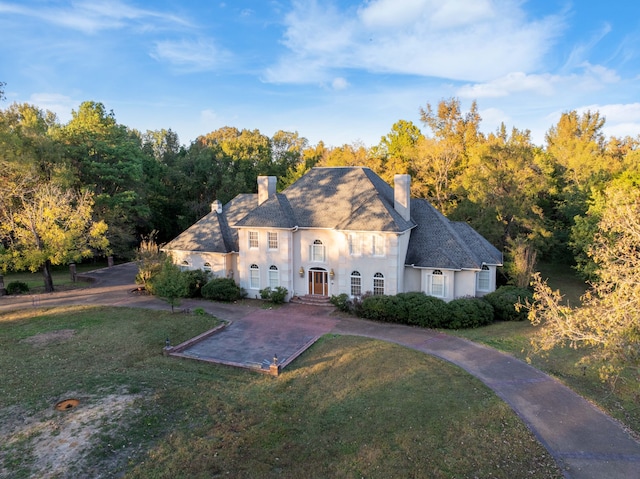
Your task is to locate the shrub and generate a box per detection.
[149,259,189,312]
[260,286,289,304]
[183,269,210,298]
[201,277,244,302]
[483,286,533,321]
[330,293,351,313]
[445,297,494,329]
[6,281,29,295]
[358,292,448,328]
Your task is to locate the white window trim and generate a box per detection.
[348,233,362,256]
[350,271,362,297]
[267,232,278,250]
[248,231,259,249]
[429,270,447,298]
[268,265,279,289]
[249,264,260,289]
[373,272,384,296]
[477,265,491,292]
[372,234,385,257]
[310,240,326,263]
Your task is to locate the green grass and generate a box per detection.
[1,261,110,294]
[453,263,640,439]
[0,306,561,478]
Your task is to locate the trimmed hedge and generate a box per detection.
[356,292,492,329]
[483,286,533,321]
[201,277,245,302]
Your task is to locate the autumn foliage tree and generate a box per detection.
[0,178,109,292]
[526,179,640,383]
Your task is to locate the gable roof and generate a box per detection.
[405,198,503,270]
[162,194,256,253]
[234,167,415,232]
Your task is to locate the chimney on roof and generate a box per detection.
[258,176,277,205]
[211,200,222,214]
[394,174,411,221]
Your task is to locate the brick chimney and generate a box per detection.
[394,174,411,221]
[258,176,277,205]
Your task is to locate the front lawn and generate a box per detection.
[0,306,561,478]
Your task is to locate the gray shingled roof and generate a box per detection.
[163,194,256,253]
[164,167,502,271]
[405,198,503,270]
[235,167,415,232]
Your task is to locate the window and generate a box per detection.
[269,265,279,289]
[249,231,259,249]
[249,264,260,289]
[372,234,385,256]
[203,262,212,272]
[477,265,490,292]
[268,232,278,250]
[348,233,362,256]
[373,272,385,295]
[431,270,445,297]
[180,260,190,271]
[350,271,362,296]
[310,239,325,262]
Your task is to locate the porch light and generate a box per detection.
[299,266,305,277]
[329,268,335,278]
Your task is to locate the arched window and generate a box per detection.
[310,239,325,262]
[269,265,279,289]
[373,272,384,295]
[431,270,445,297]
[180,260,190,271]
[203,262,212,272]
[249,264,260,289]
[477,264,490,292]
[350,271,362,296]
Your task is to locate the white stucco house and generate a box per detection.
[162,167,502,302]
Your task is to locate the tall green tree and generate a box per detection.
[51,101,150,256]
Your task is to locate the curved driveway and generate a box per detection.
[1,263,639,479]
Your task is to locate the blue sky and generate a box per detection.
[2,0,639,148]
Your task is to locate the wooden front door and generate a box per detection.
[309,269,328,296]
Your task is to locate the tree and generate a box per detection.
[0,177,109,292]
[51,101,150,257]
[527,179,640,383]
[150,258,189,312]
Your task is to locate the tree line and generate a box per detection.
[1,96,639,290]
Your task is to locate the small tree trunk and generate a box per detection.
[42,260,55,293]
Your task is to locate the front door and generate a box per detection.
[309,269,328,296]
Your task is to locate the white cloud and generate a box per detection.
[0,0,190,34]
[578,103,640,139]
[151,39,232,72]
[28,93,75,122]
[265,0,565,84]
[331,77,349,90]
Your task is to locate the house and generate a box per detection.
[162,167,502,301]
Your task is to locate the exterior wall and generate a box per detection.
[167,250,234,279]
[453,270,477,298]
[238,228,406,299]
[237,228,293,299]
[403,267,422,292]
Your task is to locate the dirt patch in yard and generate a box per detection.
[21,329,76,346]
[0,391,143,478]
